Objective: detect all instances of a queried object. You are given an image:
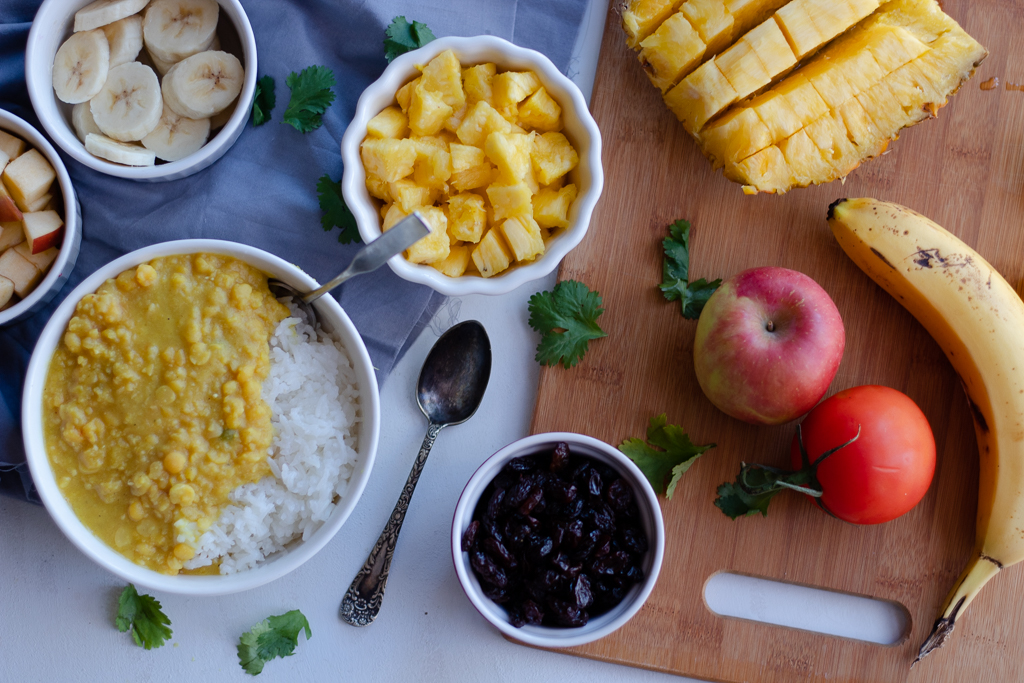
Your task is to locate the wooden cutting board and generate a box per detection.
[527,1,1024,681]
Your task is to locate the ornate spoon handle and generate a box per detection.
[339,422,444,626]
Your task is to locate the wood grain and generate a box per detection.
[527,1,1024,680]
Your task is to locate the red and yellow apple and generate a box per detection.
[693,266,844,425]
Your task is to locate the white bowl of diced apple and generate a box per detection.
[341,36,604,297]
[0,109,81,326]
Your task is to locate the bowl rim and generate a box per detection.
[22,238,381,595]
[450,432,665,647]
[25,0,257,181]
[0,108,80,324]
[340,34,604,297]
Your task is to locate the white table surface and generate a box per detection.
[0,2,903,680]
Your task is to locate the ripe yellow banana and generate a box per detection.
[826,197,1024,663]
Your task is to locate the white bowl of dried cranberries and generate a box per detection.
[451,432,665,647]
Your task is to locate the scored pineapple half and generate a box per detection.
[621,0,987,193]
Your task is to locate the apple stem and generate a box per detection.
[766,320,775,332]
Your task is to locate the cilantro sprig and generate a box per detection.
[384,16,436,62]
[660,219,721,319]
[316,174,361,244]
[251,75,276,126]
[115,584,172,650]
[283,66,336,133]
[528,280,607,369]
[238,610,312,676]
[619,415,715,498]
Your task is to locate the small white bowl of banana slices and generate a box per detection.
[26,0,257,182]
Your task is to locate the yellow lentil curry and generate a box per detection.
[42,254,290,575]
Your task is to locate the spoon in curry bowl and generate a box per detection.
[340,320,492,626]
[267,212,430,325]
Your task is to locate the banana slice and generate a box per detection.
[146,47,176,75]
[72,102,103,142]
[143,0,218,64]
[90,62,163,141]
[162,51,243,119]
[74,0,150,32]
[102,15,144,67]
[52,30,110,104]
[141,104,209,161]
[85,133,156,166]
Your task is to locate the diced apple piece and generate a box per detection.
[456,101,513,147]
[396,77,421,112]
[500,215,545,262]
[25,193,52,213]
[531,132,579,185]
[0,130,26,161]
[0,149,9,175]
[534,184,578,229]
[486,182,533,221]
[405,206,450,264]
[361,138,417,183]
[431,244,473,277]
[420,49,466,111]
[518,88,562,132]
[448,193,487,243]
[0,248,40,298]
[21,210,64,254]
[14,242,58,272]
[471,229,512,277]
[0,182,22,222]
[409,82,453,137]
[485,132,534,183]
[367,106,409,139]
[0,223,23,251]
[0,275,13,309]
[463,63,497,105]
[2,149,56,212]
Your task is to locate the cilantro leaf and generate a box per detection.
[251,75,275,127]
[384,16,436,62]
[316,174,361,244]
[115,584,172,650]
[237,610,312,676]
[619,414,715,498]
[659,219,721,319]
[283,66,336,133]
[528,280,607,369]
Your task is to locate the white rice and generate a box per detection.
[183,306,360,574]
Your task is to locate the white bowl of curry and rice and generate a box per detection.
[22,240,380,595]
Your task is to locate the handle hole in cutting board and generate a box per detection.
[704,572,911,645]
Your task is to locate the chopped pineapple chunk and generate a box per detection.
[456,101,514,147]
[699,106,771,168]
[411,138,452,189]
[432,245,473,277]
[365,172,391,202]
[367,106,409,139]
[485,132,535,183]
[622,0,685,48]
[409,82,453,137]
[405,206,450,264]
[517,88,562,132]
[682,0,734,55]
[534,184,577,229]
[450,142,495,191]
[420,49,466,111]
[639,13,706,93]
[486,182,533,221]
[396,77,420,112]
[464,63,497,105]
[492,72,542,112]
[389,178,435,213]
[500,215,545,262]
[361,138,417,183]
[383,203,407,231]
[471,229,513,277]
[531,132,579,185]
[448,193,487,243]
[664,59,737,134]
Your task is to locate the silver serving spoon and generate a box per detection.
[267,212,430,325]
[340,320,492,626]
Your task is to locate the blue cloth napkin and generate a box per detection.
[0,0,589,502]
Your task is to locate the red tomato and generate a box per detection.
[789,385,935,525]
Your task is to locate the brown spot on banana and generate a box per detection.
[870,247,895,270]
